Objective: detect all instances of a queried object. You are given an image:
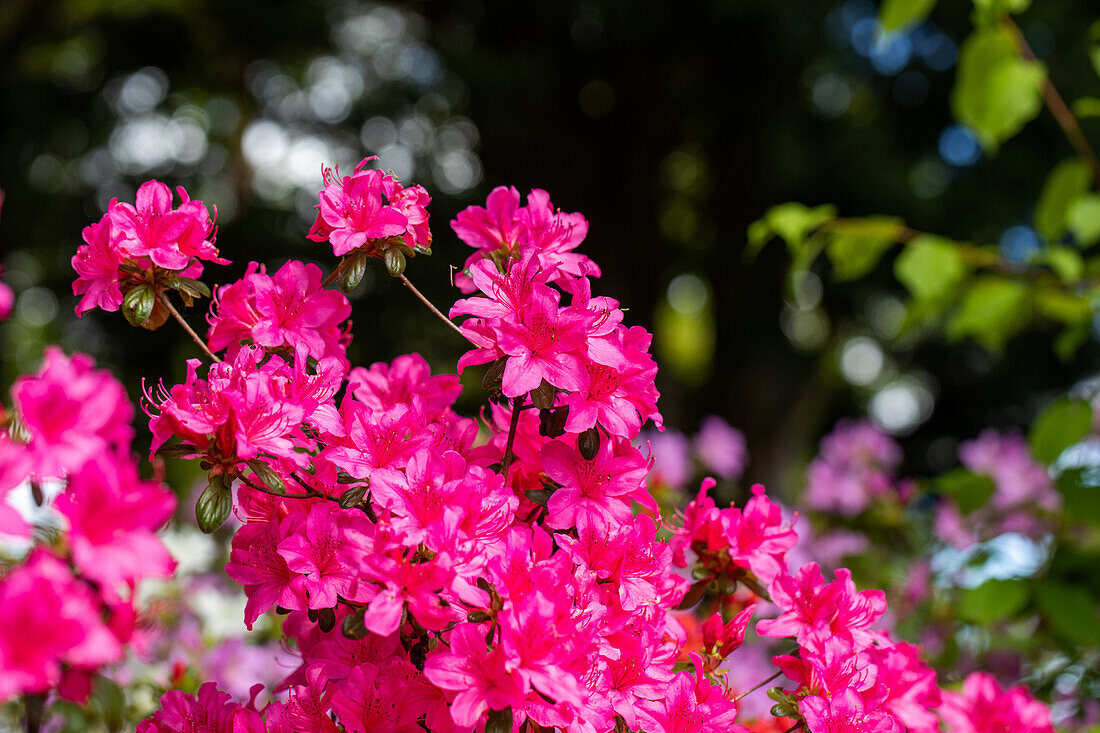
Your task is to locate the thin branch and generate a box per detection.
[397,273,467,339]
[735,670,783,701]
[159,292,222,363]
[1002,16,1100,187]
[500,396,525,476]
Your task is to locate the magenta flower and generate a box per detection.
[804,420,902,516]
[634,670,744,733]
[940,672,1055,733]
[423,622,527,727]
[799,688,902,733]
[308,158,426,256]
[71,214,124,316]
[540,436,649,529]
[54,454,177,593]
[693,415,748,481]
[108,180,225,271]
[207,260,352,362]
[137,682,245,733]
[13,347,133,479]
[0,551,122,702]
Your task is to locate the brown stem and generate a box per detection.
[159,292,222,363]
[24,694,44,733]
[397,273,467,340]
[499,396,525,476]
[1001,16,1100,187]
[735,669,783,700]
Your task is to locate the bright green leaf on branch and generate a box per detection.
[895,235,969,302]
[958,579,1029,625]
[880,0,936,33]
[1034,159,1091,243]
[747,202,836,255]
[945,276,1029,351]
[951,27,1045,150]
[824,216,903,281]
[1068,194,1100,246]
[1029,397,1092,464]
[1072,96,1100,118]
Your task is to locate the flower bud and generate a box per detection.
[384,247,406,277]
[339,252,369,293]
[316,607,336,633]
[122,284,155,327]
[195,474,233,534]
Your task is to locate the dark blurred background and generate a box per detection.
[2,0,1098,498]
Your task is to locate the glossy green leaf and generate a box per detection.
[1034,159,1091,243]
[958,579,1030,625]
[935,468,996,514]
[1037,581,1100,646]
[1029,397,1092,464]
[881,0,936,33]
[970,0,1030,25]
[895,235,968,302]
[951,27,1045,150]
[945,276,1029,351]
[1068,194,1100,246]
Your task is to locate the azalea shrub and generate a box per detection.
[0,149,1085,733]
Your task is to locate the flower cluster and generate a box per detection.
[71,180,226,325]
[307,157,431,281]
[0,348,177,703]
[638,415,749,492]
[44,173,1061,733]
[803,420,903,516]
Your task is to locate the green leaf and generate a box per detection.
[1042,246,1085,283]
[951,27,1045,151]
[945,276,1029,351]
[1092,46,1100,81]
[958,579,1030,625]
[1055,467,1100,525]
[122,284,155,327]
[747,203,836,255]
[1037,581,1100,646]
[1034,159,1091,243]
[824,217,903,281]
[895,235,969,302]
[1068,194,1100,246]
[935,468,996,514]
[1074,97,1100,119]
[1034,287,1091,325]
[880,0,936,33]
[1029,397,1092,464]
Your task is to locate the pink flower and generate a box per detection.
[804,420,901,516]
[423,622,527,727]
[693,415,748,481]
[757,563,886,648]
[800,688,901,733]
[54,454,177,593]
[308,158,429,256]
[277,503,356,610]
[72,214,124,316]
[634,669,744,733]
[452,186,598,292]
[207,260,352,362]
[940,672,1055,733]
[960,430,1059,512]
[540,436,649,529]
[0,551,122,702]
[13,347,133,479]
[701,604,756,659]
[137,682,244,733]
[108,180,225,271]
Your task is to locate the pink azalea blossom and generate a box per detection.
[800,688,902,733]
[940,672,1055,733]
